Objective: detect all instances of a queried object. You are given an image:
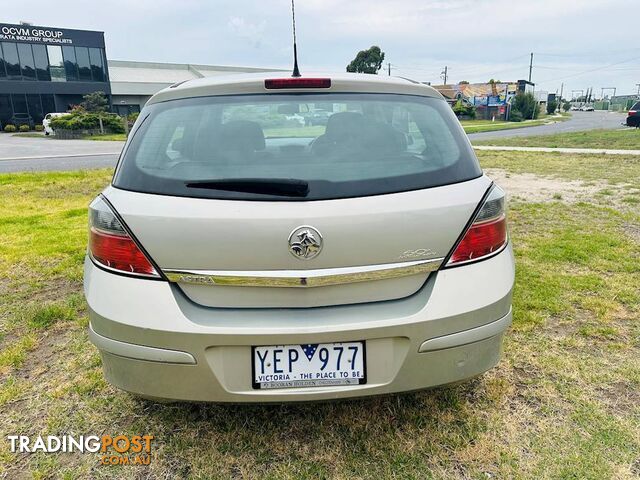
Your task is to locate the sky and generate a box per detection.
[4,0,640,98]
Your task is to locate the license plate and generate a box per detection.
[252,341,366,389]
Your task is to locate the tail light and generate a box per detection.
[88,196,160,278]
[446,185,508,266]
[628,110,637,116]
[265,78,331,89]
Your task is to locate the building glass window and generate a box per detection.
[11,94,28,113]
[61,46,77,81]
[26,94,43,123]
[0,94,11,125]
[0,44,7,79]
[17,43,36,80]
[47,45,66,82]
[1,42,22,79]
[41,94,56,115]
[89,48,105,82]
[113,104,141,116]
[32,44,51,81]
[75,47,92,81]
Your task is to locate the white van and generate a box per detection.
[43,112,66,135]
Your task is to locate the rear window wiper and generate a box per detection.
[184,178,309,197]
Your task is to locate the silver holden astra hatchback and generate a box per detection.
[84,73,515,402]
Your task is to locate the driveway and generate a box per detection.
[467,110,626,142]
[0,110,629,173]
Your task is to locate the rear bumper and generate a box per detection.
[627,116,639,127]
[84,244,515,402]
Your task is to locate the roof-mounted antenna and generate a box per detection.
[291,0,301,77]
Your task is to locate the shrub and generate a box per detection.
[49,111,125,134]
[452,99,476,119]
[546,100,558,115]
[508,108,523,122]
[19,125,30,132]
[3,124,17,132]
[510,92,538,121]
[35,124,44,132]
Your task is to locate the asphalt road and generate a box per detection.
[467,110,627,141]
[0,134,124,173]
[0,111,629,173]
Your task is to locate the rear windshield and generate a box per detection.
[632,102,640,111]
[113,93,481,201]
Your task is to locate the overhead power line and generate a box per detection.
[538,55,640,83]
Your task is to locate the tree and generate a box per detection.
[458,80,469,85]
[81,91,109,113]
[510,92,538,121]
[488,79,501,84]
[346,46,385,74]
[562,101,572,112]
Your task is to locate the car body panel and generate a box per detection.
[626,102,640,127]
[104,175,491,308]
[85,243,514,402]
[148,72,444,106]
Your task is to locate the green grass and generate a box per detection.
[473,128,640,149]
[461,114,569,134]
[0,154,638,478]
[477,150,640,188]
[11,133,46,138]
[264,125,326,138]
[81,133,128,141]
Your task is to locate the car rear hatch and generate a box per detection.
[106,78,489,308]
[104,175,489,308]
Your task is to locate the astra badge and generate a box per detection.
[288,226,323,260]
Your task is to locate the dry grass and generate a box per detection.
[0,154,639,478]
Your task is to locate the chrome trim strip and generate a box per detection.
[163,258,444,288]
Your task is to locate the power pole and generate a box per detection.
[636,83,640,98]
[441,66,448,84]
[388,62,391,76]
[559,82,564,112]
[528,52,534,83]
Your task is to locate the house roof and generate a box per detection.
[432,85,459,99]
[432,82,518,100]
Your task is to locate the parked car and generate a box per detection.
[580,105,594,111]
[43,112,66,135]
[305,109,332,126]
[626,101,640,128]
[9,113,34,129]
[84,73,515,403]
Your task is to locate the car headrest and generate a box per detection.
[217,120,266,151]
[324,112,366,140]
